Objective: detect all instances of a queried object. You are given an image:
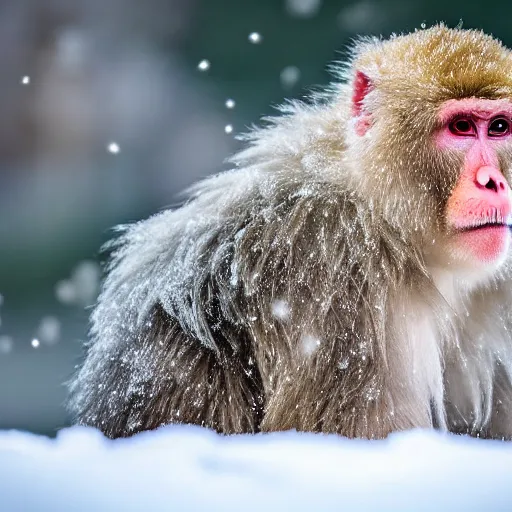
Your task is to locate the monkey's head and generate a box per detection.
[345,25,512,275]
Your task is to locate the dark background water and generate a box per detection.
[0,0,509,435]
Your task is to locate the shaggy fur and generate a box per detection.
[69,25,512,439]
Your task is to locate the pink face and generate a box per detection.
[436,98,512,265]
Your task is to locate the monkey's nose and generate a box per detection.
[475,166,508,195]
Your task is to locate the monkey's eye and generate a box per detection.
[488,117,511,137]
[449,118,476,136]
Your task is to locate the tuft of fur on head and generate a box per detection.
[352,25,512,101]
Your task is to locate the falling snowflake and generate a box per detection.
[37,316,61,346]
[225,99,236,109]
[271,300,291,320]
[224,124,234,134]
[54,27,88,71]
[285,0,322,18]
[248,32,262,44]
[337,1,379,32]
[31,338,40,349]
[0,336,13,355]
[107,142,120,154]
[56,260,101,307]
[338,357,350,370]
[280,66,301,89]
[301,335,321,356]
[20,75,30,85]
[197,59,210,71]
[55,280,77,305]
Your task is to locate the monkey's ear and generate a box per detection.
[351,70,373,136]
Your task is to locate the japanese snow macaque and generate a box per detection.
[69,25,512,440]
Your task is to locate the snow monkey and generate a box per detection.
[69,25,512,440]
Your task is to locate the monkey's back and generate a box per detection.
[69,167,267,435]
[68,152,419,438]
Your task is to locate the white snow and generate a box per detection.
[36,316,61,346]
[55,279,76,305]
[271,299,291,320]
[280,65,301,89]
[301,334,321,356]
[54,28,89,71]
[248,32,262,44]
[107,142,121,154]
[55,260,101,307]
[0,335,13,354]
[285,0,322,18]
[197,59,210,71]
[0,426,511,511]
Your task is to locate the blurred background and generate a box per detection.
[0,0,509,436]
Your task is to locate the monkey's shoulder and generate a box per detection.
[94,170,415,342]
[232,179,411,266]
[109,170,413,290]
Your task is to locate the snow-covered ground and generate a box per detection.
[0,426,511,511]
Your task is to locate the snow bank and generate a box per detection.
[0,426,511,511]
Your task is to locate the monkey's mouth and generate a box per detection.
[456,222,512,233]
[451,221,512,263]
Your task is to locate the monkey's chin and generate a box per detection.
[449,224,511,268]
